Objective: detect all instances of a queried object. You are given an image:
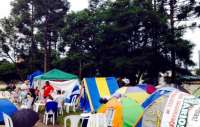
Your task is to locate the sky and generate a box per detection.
[0,0,200,68]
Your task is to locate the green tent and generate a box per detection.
[34,69,78,80]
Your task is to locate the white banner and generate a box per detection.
[161,91,200,127]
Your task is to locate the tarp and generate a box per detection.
[33,79,80,99]
[0,99,17,123]
[27,70,43,87]
[80,77,119,112]
[49,80,80,99]
[34,69,78,80]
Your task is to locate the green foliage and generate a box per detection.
[196,69,200,76]
[0,60,18,82]
[0,0,197,83]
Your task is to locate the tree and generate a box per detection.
[11,0,38,72]
[155,0,196,82]
[11,0,70,72]
[0,17,25,80]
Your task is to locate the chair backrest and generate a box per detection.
[71,95,77,104]
[3,113,13,127]
[45,101,58,112]
[87,113,107,127]
[105,108,115,127]
[64,115,82,127]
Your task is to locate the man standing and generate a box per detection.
[43,81,54,98]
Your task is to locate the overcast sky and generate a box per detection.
[0,0,200,68]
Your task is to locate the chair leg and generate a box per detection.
[45,115,48,125]
[53,114,55,126]
[43,114,45,123]
[73,105,76,112]
[67,106,69,113]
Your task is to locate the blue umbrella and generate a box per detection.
[0,99,17,124]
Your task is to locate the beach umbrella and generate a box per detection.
[12,109,39,127]
[113,85,153,104]
[98,97,144,127]
[0,99,17,124]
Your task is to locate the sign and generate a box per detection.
[161,91,200,127]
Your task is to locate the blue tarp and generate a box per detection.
[0,99,17,123]
[27,70,43,87]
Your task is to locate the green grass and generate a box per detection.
[39,107,83,126]
[57,109,82,126]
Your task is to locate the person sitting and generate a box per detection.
[46,95,54,103]
[54,90,64,115]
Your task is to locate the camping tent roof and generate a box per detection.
[81,77,119,112]
[34,69,78,80]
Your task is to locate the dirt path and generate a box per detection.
[34,114,62,127]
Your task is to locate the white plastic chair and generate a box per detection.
[64,115,82,127]
[43,110,55,125]
[105,108,115,127]
[64,95,77,113]
[87,113,107,127]
[3,113,13,127]
[43,101,58,126]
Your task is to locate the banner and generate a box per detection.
[161,91,200,127]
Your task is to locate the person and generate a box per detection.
[43,81,54,98]
[34,87,40,100]
[54,90,64,115]
[20,80,29,91]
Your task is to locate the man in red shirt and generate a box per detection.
[43,81,54,98]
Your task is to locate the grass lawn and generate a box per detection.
[38,107,83,126]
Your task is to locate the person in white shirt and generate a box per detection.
[54,90,64,115]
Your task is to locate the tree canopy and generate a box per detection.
[0,0,197,84]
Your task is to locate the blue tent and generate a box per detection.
[80,77,119,112]
[142,87,177,109]
[0,99,17,124]
[27,70,43,87]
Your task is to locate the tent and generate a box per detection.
[0,99,17,124]
[33,69,80,99]
[27,70,43,87]
[113,84,156,104]
[98,97,144,127]
[80,77,119,112]
[137,88,200,127]
[34,69,78,80]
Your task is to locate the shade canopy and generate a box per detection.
[34,69,78,80]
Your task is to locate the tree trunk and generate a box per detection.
[44,18,48,72]
[30,0,34,72]
[169,0,176,83]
